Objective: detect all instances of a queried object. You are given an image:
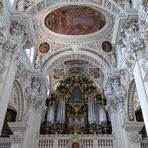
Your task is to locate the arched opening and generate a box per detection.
[1,108,17,137]
[128,80,147,137]
[135,109,147,137]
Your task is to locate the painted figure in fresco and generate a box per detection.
[44,6,106,35]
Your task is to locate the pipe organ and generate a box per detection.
[40,76,111,134]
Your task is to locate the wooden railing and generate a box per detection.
[141,138,148,148]
[35,134,116,148]
[0,137,11,148]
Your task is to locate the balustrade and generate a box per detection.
[0,137,11,148]
[141,138,148,148]
[35,134,116,148]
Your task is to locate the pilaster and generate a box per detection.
[22,75,47,148]
[105,74,131,148]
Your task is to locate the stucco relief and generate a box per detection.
[24,75,47,116]
[120,18,144,51]
[129,134,141,143]
[105,75,128,125]
[9,80,24,122]
[127,80,140,121]
[16,0,34,11]
[26,0,123,15]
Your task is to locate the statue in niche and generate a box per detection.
[124,0,131,9]
[16,0,24,10]
[112,78,122,92]
[10,21,23,36]
[123,19,139,39]
[16,0,33,10]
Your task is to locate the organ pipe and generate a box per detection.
[41,76,112,134]
[56,97,65,124]
[47,105,55,124]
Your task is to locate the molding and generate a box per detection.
[8,122,28,132]
[123,121,144,133]
[26,0,124,16]
[10,11,38,46]
[9,80,24,122]
[127,80,136,121]
[41,51,111,74]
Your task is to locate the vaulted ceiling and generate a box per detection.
[12,0,134,91]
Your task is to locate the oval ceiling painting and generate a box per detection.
[44,6,106,35]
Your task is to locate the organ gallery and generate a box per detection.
[41,76,111,134]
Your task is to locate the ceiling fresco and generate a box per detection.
[52,60,102,80]
[102,41,112,53]
[44,5,106,35]
[69,67,84,74]
[53,69,65,79]
[39,42,50,54]
[64,60,89,65]
[90,68,100,79]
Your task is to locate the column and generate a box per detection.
[22,107,42,148]
[8,122,28,148]
[105,76,131,148]
[107,103,128,148]
[22,75,47,148]
[133,59,148,134]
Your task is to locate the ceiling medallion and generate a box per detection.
[101,41,112,53]
[44,5,106,35]
[39,42,50,54]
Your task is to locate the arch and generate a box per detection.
[127,80,136,121]
[41,50,111,76]
[9,80,24,122]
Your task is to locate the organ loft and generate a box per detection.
[41,76,111,135]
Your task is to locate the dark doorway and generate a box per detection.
[72,143,79,148]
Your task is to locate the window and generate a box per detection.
[25,47,34,64]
